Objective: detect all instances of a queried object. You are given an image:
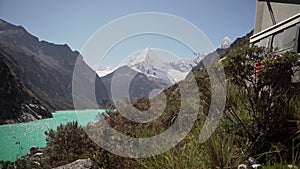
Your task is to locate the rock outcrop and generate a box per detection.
[52,158,94,169]
[0,56,52,124]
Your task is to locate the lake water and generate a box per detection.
[0,110,106,162]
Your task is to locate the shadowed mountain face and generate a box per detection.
[0,19,110,111]
[101,65,169,103]
[0,53,52,124]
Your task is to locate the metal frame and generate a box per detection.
[250,13,300,45]
[258,0,300,5]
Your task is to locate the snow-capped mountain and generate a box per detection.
[97,47,205,85]
[120,47,199,85]
[96,64,115,77]
[220,37,232,49]
[98,44,228,101]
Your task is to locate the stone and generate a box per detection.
[52,158,94,169]
[288,165,299,169]
[30,146,39,155]
[238,164,248,169]
[34,152,43,156]
[251,164,262,169]
[29,146,43,155]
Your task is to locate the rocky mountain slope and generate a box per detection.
[101,65,169,102]
[0,19,110,111]
[0,51,52,124]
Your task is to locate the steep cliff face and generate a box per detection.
[0,19,110,111]
[0,55,52,125]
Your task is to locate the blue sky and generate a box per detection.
[0,0,256,68]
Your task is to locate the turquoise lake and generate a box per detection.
[0,110,106,162]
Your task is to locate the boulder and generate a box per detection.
[29,146,43,155]
[52,158,94,169]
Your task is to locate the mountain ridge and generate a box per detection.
[0,19,111,112]
[102,47,200,85]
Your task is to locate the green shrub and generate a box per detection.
[223,46,300,164]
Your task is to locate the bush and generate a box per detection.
[43,121,97,166]
[223,46,300,164]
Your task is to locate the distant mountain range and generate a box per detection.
[97,47,204,102]
[0,18,250,124]
[97,38,232,89]
[98,47,206,86]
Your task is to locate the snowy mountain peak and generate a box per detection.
[125,47,164,68]
[95,63,115,77]
[121,47,198,84]
[220,37,232,49]
[97,47,201,86]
